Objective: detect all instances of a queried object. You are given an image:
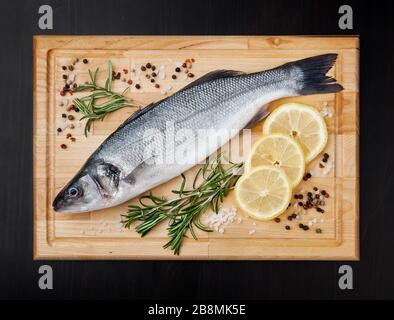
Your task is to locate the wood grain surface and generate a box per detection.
[33,36,359,260]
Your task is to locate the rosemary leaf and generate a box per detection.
[121,154,244,255]
[72,60,139,136]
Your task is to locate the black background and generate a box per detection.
[0,0,393,300]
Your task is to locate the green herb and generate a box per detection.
[121,154,244,255]
[73,60,138,136]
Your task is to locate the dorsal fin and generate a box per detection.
[116,70,244,129]
[180,69,246,91]
[117,98,167,130]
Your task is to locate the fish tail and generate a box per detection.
[286,54,344,95]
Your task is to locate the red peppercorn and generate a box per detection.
[127,80,133,85]
[187,73,194,78]
[182,62,187,68]
[274,217,281,223]
[60,144,67,149]
[60,91,65,96]
[155,83,160,88]
[123,69,128,74]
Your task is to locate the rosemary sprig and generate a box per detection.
[73,60,138,136]
[121,154,244,255]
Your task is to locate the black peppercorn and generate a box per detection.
[62,66,67,70]
[83,59,88,64]
[135,84,141,89]
[285,225,290,230]
[175,67,181,72]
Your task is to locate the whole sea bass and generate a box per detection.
[53,54,342,213]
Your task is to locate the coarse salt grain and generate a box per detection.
[249,230,256,235]
[205,206,238,233]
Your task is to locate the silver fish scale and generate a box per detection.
[93,68,292,173]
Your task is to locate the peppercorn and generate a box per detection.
[60,91,65,96]
[298,202,303,206]
[182,62,187,68]
[146,63,152,69]
[135,84,141,89]
[319,163,325,168]
[151,72,157,77]
[74,108,79,113]
[60,144,67,149]
[307,192,312,197]
[303,225,309,231]
[324,193,330,198]
[155,83,160,88]
[187,73,195,78]
[287,216,293,221]
[299,223,304,228]
[315,194,320,199]
[306,173,312,179]
[294,195,299,199]
[150,79,155,83]
[298,194,303,199]
[68,65,74,71]
[323,153,329,159]
[316,228,322,234]
[62,74,68,80]
[62,66,67,70]
[64,84,70,90]
[73,83,77,88]
[321,190,327,195]
[285,225,291,230]
[83,59,88,64]
[274,217,281,223]
[313,187,318,191]
[152,65,156,71]
[191,58,195,63]
[145,74,151,79]
[66,133,72,139]
[322,158,327,163]
[175,67,181,72]
[70,137,76,142]
[57,128,62,133]
[69,124,75,129]
[291,213,297,219]
[127,80,133,85]
[141,66,146,71]
[68,115,74,121]
[123,69,128,74]
[303,205,308,210]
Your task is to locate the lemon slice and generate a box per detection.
[235,166,291,221]
[262,103,328,162]
[245,134,305,188]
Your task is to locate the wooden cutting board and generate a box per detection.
[33,36,359,260]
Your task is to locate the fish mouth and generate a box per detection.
[52,191,66,212]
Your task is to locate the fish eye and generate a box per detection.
[68,187,80,197]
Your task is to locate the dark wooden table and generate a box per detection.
[0,0,393,300]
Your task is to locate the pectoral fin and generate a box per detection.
[244,106,270,129]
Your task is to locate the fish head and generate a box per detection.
[53,159,122,213]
